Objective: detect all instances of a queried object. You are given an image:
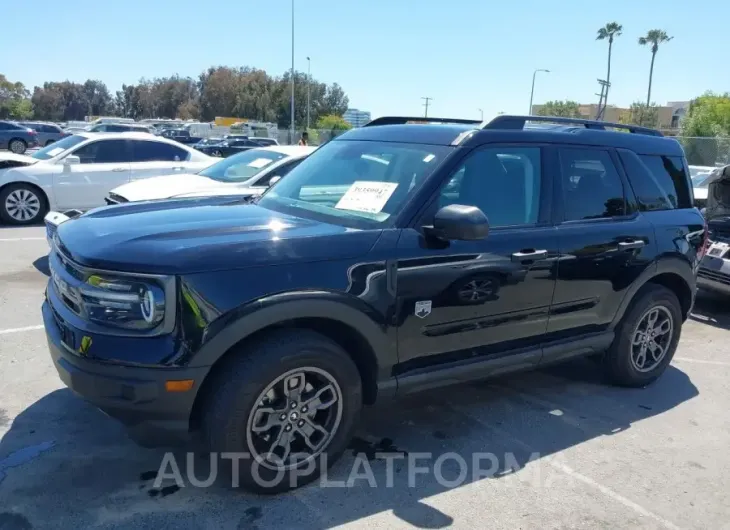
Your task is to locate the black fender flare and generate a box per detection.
[610,256,695,328]
[190,293,395,383]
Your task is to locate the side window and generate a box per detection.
[438,146,542,227]
[72,140,130,164]
[130,140,188,162]
[627,155,692,210]
[257,159,303,186]
[559,148,626,221]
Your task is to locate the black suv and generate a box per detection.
[43,115,706,492]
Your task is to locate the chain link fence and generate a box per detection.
[271,128,348,146]
[676,136,730,167]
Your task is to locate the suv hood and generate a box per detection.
[112,173,227,201]
[55,199,380,274]
[704,165,730,220]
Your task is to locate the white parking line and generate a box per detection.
[0,237,46,242]
[0,325,44,335]
[447,401,681,530]
[674,357,730,366]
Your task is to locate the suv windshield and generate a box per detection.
[31,135,86,160]
[258,140,451,228]
[199,148,287,183]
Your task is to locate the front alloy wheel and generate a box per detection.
[247,368,343,470]
[2,187,44,224]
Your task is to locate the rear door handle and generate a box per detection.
[111,167,127,172]
[618,240,645,250]
[511,249,548,262]
[172,166,185,170]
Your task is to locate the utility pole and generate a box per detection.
[306,56,311,130]
[595,79,610,120]
[421,97,432,118]
[478,108,484,121]
[290,0,295,142]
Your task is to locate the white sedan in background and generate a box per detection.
[105,145,316,204]
[0,132,214,225]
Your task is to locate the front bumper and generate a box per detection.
[697,255,730,296]
[43,298,208,447]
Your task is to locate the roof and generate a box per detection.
[335,115,684,157]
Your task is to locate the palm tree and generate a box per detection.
[596,22,623,118]
[638,30,673,108]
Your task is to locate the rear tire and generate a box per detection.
[603,284,682,387]
[8,139,27,154]
[201,329,362,493]
[0,183,48,225]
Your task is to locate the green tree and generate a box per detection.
[626,101,659,127]
[83,79,113,116]
[316,114,351,130]
[0,74,33,119]
[596,22,622,116]
[680,92,730,165]
[535,100,582,118]
[31,81,89,121]
[638,30,673,109]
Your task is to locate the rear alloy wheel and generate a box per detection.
[9,139,27,154]
[0,184,47,225]
[603,284,682,387]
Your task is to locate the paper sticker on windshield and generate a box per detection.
[335,181,398,214]
[247,158,274,169]
[423,154,436,163]
[46,147,65,157]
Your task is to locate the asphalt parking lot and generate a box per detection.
[1,225,729,530]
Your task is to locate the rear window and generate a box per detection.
[620,152,693,211]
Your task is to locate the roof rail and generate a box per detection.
[364,116,482,127]
[484,115,663,137]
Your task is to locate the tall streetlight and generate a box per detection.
[478,108,483,121]
[290,0,295,141]
[528,68,550,115]
[306,56,311,130]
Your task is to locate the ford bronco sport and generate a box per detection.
[43,115,707,492]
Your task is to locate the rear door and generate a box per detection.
[54,139,131,210]
[128,139,190,182]
[546,146,656,339]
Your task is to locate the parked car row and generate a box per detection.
[40,114,710,493]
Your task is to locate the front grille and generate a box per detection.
[49,247,88,316]
[698,268,730,286]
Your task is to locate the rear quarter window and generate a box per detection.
[619,152,693,211]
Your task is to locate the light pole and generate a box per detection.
[478,108,483,121]
[528,69,550,115]
[306,56,311,130]
[290,0,295,141]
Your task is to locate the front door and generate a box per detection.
[53,139,131,210]
[394,144,559,376]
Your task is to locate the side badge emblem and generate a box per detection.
[415,300,432,319]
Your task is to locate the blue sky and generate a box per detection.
[2,0,727,121]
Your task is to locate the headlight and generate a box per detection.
[81,274,166,330]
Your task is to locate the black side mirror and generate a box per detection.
[423,204,489,241]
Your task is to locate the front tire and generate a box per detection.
[8,139,27,154]
[201,329,362,493]
[603,284,682,387]
[0,184,48,225]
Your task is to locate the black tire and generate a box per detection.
[45,140,55,147]
[211,149,222,157]
[603,284,682,387]
[8,138,27,154]
[0,183,48,225]
[201,329,362,493]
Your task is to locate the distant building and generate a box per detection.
[531,100,691,132]
[343,108,372,128]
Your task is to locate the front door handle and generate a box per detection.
[618,240,645,250]
[111,167,127,172]
[172,166,185,170]
[511,249,548,262]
